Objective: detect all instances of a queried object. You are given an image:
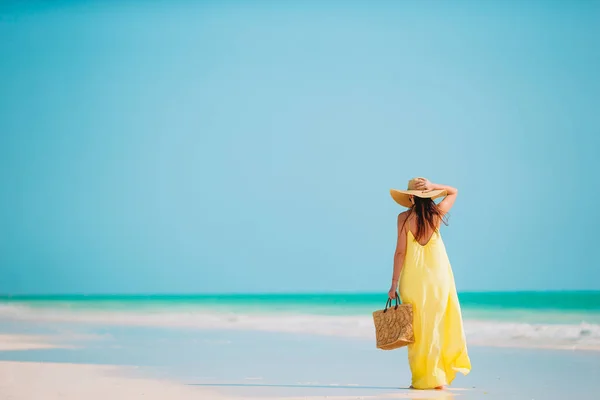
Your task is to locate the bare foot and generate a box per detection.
[409,385,445,390]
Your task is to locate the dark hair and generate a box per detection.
[411,197,448,242]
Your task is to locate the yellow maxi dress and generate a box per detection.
[399,229,471,389]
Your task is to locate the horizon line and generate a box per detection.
[1,289,599,297]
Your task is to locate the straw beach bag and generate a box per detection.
[372,293,414,350]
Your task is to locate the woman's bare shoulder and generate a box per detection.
[397,211,411,225]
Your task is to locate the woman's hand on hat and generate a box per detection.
[415,178,434,192]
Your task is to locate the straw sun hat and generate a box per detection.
[390,177,447,208]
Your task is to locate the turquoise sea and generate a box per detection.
[2,291,600,321]
[1,291,599,319]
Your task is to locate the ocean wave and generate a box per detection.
[1,304,599,351]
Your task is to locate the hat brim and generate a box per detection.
[390,189,447,208]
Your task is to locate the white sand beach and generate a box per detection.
[0,361,464,400]
[1,324,599,400]
[0,360,222,400]
[0,336,459,400]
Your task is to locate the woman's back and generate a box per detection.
[401,217,452,298]
[406,213,439,246]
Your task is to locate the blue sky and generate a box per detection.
[1,1,599,294]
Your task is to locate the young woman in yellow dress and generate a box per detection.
[388,177,471,390]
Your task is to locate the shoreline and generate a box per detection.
[1,305,599,352]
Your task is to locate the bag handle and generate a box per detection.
[383,292,400,313]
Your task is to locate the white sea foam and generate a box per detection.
[1,304,599,351]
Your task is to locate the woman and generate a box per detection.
[388,177,471,390]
